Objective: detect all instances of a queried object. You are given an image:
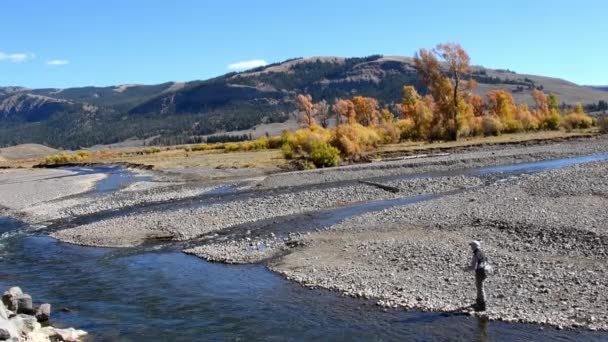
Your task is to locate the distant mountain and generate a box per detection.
[1,55,607,148]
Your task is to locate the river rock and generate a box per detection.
[0,318,19,341]
[1,288,22,312]
[10,314,40,335]
[0,327,10,341]
[52,327,88,341]
[35,304,51,322]
[16,294,34,315]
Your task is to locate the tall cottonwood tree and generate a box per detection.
[315,100,331,128]
[296,94,316,127]
[332,99,357,125]
[414,43,473,140]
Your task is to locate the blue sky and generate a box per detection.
[1,0,606,88]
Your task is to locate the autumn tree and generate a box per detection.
[400,85,421,119]
[380,108,394,123]
[548,93,559,111]
[315,100,331,128]
[332,99,356,125]
[531,89,549,115]
[352,96,380,126]
[414,43,473,140]
[296,94,316,128]
[469,94,485,117]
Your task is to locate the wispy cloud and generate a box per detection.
[227,59,267,71]
[0,52,35,63]
[46,59,69,66]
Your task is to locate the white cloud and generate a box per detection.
[46,59,69,66]
[0,52,35,63]
[227,59,267,71]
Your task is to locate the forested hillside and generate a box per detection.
[1,55,606,148]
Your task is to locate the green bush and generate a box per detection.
[309,141,340,168]
[281,144,295,159]
[542,111,561,130]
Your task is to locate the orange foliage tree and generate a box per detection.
[332,99,356,125]
[352,96,380,126]
[296,94,316,128]
[414,43,474,140]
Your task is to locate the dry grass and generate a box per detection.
[374,130,596,155]
[0,130,596,171]
[122,149,286,170]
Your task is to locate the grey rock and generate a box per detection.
[35,303,51,322]
[0,327,10,341]
[10,314,39,334]
[16,294,33,315]
[1,288,22,312]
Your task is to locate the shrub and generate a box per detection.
[142,147,161,154]
[561,112,593,130]
[267,136,284,149]
[482,116,503,136]
[395,118,416,141]
[330,124,380,158]
[373,123,400,144]
[501,118,524,133]
[282,126,332,157]
[542,110,561,130]
[309,141,341,168]
[76,150,91,159]
[43,151,91,165]
[281,144,295,159]
[223,143,240,152]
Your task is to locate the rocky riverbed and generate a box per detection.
[2,135,608,333]
[269,160,608,331]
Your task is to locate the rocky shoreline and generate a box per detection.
[1,286,86,341]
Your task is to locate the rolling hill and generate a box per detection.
[1,55,607,148]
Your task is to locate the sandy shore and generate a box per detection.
[0,169,106,213]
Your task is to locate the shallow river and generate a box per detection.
[1,158,608,341]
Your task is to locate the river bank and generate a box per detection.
[2,136,608,334]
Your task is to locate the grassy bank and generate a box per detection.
[0,130,598,172]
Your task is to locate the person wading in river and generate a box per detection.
[466,240,491,311]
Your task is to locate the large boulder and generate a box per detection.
[1,288,22,312]
[35,304,51,322]
[0,318,19,341]
[16,294,34,315]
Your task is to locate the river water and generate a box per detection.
[1,158,608,341]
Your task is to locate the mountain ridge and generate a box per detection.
[1,55,607,148]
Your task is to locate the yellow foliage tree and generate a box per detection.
[352,96,380,126]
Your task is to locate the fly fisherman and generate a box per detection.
[466,240,491,311]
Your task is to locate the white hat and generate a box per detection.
[469,240,480,248]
